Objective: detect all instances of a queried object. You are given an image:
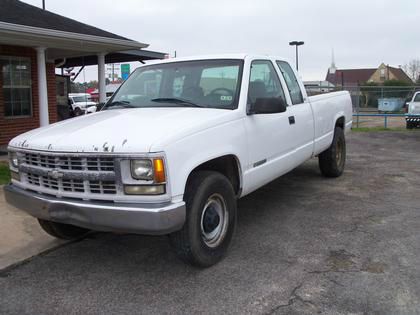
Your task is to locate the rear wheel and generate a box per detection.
[169,171,237,268]
[319,127,346,177]
[38,219,90,240]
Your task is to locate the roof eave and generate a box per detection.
[0,21,148,49]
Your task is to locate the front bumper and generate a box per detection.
[4,184,186,235]
[406,115,420,122]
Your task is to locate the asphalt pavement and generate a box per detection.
[1,131,419,315]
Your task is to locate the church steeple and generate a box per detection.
[329,49,337,74]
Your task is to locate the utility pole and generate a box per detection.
[289,41,304,71]
[42,0,45,10]
[112,64,114,83]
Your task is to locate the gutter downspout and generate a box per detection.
[55,58,66,68]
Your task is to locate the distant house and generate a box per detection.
[326,62,412,87]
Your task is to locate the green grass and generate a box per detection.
[0,161,11,185]
[352,127,420,132]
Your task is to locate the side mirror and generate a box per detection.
[248,97,287,115]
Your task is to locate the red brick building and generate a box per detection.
[0,0,165,148]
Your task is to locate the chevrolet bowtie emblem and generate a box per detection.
[48,169,64,179]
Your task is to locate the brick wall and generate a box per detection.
[0,45,57,146]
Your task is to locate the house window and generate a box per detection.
[380,68,386,81]
[1,56,32,117]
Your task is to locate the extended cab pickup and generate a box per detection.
[5,54,352,267]
[406,91,420,129]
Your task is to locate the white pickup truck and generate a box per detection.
[68,93,97,116]
[5,54,352,267]
[406,91,420,129]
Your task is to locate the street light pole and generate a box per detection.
[289,41,304,71]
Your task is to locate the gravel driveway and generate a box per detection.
[1,131,419,315]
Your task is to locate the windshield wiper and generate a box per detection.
[150,98,204,108]
[106,100,135,109]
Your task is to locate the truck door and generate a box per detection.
[275,60,315,163]
[243,60,300,194]
[408,92,420,115]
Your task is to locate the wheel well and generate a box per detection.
[336,116,345,129]
[187,155,241,196]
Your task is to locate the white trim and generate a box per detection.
[97,53,106,104]
[36,47,49,126]
[0,21,148,49]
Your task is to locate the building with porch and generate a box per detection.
[0,0,165,148]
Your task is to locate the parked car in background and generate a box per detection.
[68,93,97,116]
[406,91,420,129]
[5,54,352,267]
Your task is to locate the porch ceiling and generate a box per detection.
[57,50,167,68]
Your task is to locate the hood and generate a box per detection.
[74,101,97,107]
[9,107,238,153]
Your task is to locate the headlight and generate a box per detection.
[9,152,18,169]
[131,159,154,180]
[127,158,166,195]
[130,158,166,183]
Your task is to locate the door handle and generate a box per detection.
[288,116,295,125]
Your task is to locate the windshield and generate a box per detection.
[72,96,91,103]
[106,59,243,110]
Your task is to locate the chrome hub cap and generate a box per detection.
[200,193,228,248]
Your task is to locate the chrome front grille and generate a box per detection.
[24,153,115,172]
[19,152,119,199]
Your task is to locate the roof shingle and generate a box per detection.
[0,0,132,41]
[325,68,376,86]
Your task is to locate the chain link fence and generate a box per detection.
[305,83,420,113]
[305,83,420,128]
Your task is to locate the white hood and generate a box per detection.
[9,107,238,153]
[73,101,97,108]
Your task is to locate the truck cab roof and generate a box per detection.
[146,53,292,65]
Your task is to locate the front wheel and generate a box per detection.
[38,219,90,240]
[319,127,346,177]
[169,171,237,268]
[74,107,83,116]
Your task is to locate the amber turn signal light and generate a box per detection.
[153,158,166,183]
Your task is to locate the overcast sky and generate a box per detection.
[22,0,420,82]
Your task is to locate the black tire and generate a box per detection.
[74,107,83,116]
[38,219,90,240]
[406,122,413,129]
[319,127,346,178]
[169,171,237,268]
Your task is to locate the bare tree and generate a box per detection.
[403,59,420,82]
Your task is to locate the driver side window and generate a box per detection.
[199,65,240,107]
[248,60,286,106]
